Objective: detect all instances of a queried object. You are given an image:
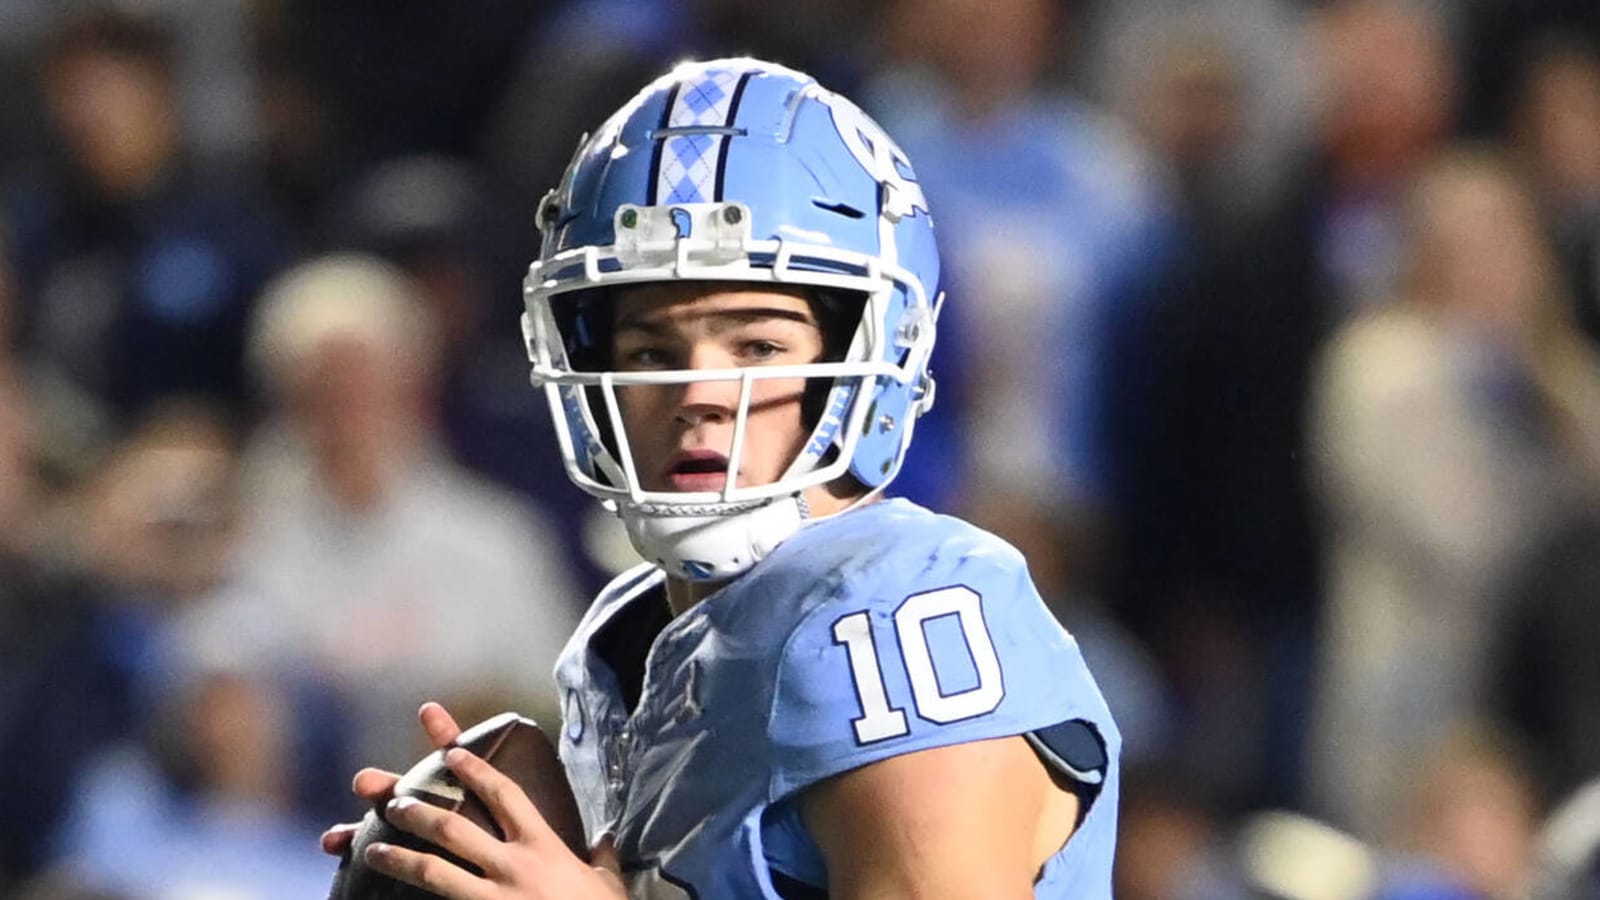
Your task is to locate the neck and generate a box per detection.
[664,577,721,617]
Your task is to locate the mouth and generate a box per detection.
[664,450,734,493]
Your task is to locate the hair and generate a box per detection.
[1398,144,1560,312]
[809,288,865,363]
[248,254,439,400]
[800,288,864,429]
[42,9,176,84]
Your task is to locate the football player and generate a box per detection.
[323,58,1121,898]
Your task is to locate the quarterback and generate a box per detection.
[324,58,1120,898]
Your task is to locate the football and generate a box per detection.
[328,712,587,899]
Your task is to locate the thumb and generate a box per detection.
[590,834,622,874]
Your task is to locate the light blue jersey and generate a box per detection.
[554,499,1120,898]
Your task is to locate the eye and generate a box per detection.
[742,339,784,362]
[620,346,673,370]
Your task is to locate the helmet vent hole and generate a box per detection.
[811,198,865,219]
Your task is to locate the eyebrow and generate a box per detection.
[613,306,817,334]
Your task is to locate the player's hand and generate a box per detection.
[320,701,465,857]
[364,745,626,899]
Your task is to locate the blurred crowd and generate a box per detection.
[1,0,1598,898]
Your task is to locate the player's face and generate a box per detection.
[611,282,825,495]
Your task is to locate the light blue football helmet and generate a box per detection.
[523,58,941,581]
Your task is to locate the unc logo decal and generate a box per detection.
[814,90,929,221]
[670,207,694,238]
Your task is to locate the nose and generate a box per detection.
[674,346,741,426]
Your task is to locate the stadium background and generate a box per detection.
[2,0,1599,897]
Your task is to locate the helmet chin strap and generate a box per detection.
[620,493,809,582]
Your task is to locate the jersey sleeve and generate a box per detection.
[764,535,1117,801]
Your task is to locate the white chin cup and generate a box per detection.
[620,494,806,582]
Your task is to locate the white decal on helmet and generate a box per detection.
[814,89,929,223]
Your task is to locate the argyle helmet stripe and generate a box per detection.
[655,68,746,204]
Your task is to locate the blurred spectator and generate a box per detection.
[1085,0,1313,232]
[44,662,334,899]
[0,1,261,175]
[0,365,79,890]
[1104,0,1461,813]
[1308,148,1600,841]
[1506,35,1600,349]
[72,401,242,608]
[327,154,616,591]
[1372,726,1540,900]
[234,254,583,772]
[1458,0,1600,139]
[0,395,245,889]
[3,9,291,470]
[1116,793,1383,900]
[1114,763,1248,900]
[861,0,1176,593]
[1309,0,1461,292]
[55,400,352,824]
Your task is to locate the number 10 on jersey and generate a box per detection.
[832,586,1004,744]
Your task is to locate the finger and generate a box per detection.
[419,701,463,749]
[444,746,552,847]
[321,821,362,856]
[353,767,401,803]
[383,795,507,878]
[364,837,484,900]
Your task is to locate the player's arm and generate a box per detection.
[769,539,1116,897]
[801,734,1079,899]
